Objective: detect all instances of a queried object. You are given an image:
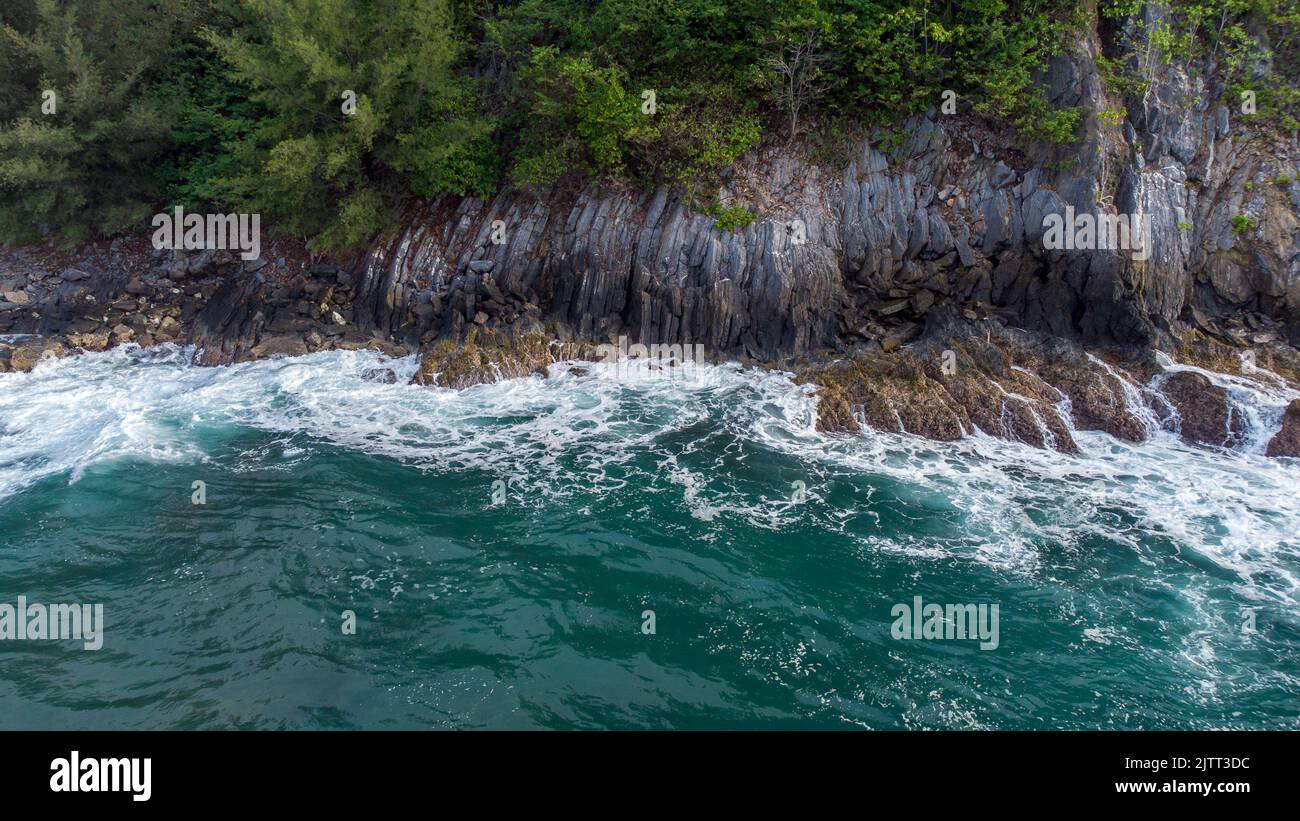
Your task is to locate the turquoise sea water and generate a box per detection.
[1,345,1297,728]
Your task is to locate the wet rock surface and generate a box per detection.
[799,318,1085,453]
[3,19,1299,456]
[1265,399,1300,457]
[1158,371,1246,448]
[411,327,555,389]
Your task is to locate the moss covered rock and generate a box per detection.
[412,327,555,389]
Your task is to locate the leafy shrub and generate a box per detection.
[206,0,495,250]
[0,0,189,244]
[711,205,755,232]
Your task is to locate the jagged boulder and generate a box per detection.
[1265,399,1300,457]
[799,326,1079,453]
[1159,371,1245,448]
[411,327,554,389]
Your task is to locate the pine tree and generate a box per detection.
[0,0,187,245]
[207,0,495,251]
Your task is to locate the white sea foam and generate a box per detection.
[1,344,1298,609]
[1152,351,1300,453]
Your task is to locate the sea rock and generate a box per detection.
[799,324,1079,453]
[1265,399,1300,457]
[1158,371,1245,448]
[248,335,309,359]
[66,330,111,352]
[8,339,67,372]
[337,338,409,358]
[1035,360,1149,442]
[411,327,553,389]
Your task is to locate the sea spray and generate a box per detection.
[1,345,1299,728]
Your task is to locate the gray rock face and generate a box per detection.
[352,158,845,362]
[1,16,1296,376]
[336,23,1296,361]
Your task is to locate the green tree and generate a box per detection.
[0,0,188,245]
[487,0,764,190]
[207,0,495,250]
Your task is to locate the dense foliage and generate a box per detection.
[0,0,1295,250]
[0,0,194,244]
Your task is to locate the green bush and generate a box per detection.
[205,0,495,250]
[0,0,190,245]
[711,205,755,232]
[509,47,648,186]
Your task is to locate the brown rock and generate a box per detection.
[812,384,859,433]
[877,298,909,317]
[1038,362,1148,442]
[66,331,110,352]
[412,327,552,389]
[248,335,309,359]
[797,328,1089,453]
[1159,371,1245,448]
[9,339,66,372]
[881,322,921,352]
[1265,399,1300,457]
[337,338,408,358]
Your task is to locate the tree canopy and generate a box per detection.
[0,0,1295,250]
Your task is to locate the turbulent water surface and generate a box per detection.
[1,345,1297,729]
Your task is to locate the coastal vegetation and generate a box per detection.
[0,0,1296,250]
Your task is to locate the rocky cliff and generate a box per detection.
[3,10,1299,456]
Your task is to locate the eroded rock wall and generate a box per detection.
[3,11,1299,455]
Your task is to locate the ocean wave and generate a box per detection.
[2,344,1298,608]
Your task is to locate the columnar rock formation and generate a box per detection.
[3,13,1298,456]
